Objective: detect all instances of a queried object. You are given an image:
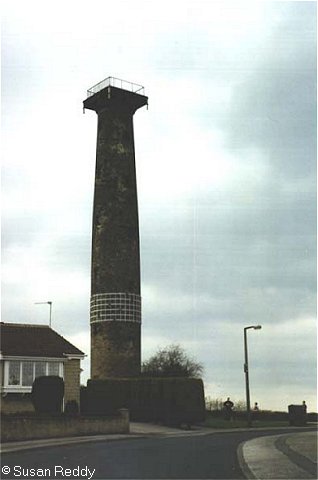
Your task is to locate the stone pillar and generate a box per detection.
[84,81,147,379]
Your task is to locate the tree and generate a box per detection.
[141,344,203,378]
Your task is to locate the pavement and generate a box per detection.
[238,430,317,479]
[1,422,317,479]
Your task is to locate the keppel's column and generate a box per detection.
[84,81,148,379]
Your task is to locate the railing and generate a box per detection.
[87,76,145,98]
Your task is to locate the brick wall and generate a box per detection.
[1,394,34,414]
[64,359,81,409]
[0,361,3,386]
[1,409,129,442]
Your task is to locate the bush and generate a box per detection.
[86,377,205,426]
[31,376,64,414]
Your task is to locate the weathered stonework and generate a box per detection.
[0,394,34,414]
[84,83,147,379]
[91,322,141,378]
[1,409,129,442]
[92,107,140,295]
[64,359,81,407]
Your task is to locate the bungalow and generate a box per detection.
[0,322,85,413]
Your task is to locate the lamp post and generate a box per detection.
[35,301,52,327]
[244,325,262,427]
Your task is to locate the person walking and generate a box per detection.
[253,402,259,420]
[223,397,234,420]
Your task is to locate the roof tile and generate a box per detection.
[0,323,84,358]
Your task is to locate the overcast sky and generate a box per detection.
[2,0,316,411]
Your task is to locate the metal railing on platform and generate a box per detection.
[87,77,145,98]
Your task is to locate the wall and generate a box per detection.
[0,361,4,386]
[1,394,34,414]
[1,409,129,442]
[64,359,81,408]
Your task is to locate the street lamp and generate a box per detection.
[244,325,262,427]
[35,301,53,327]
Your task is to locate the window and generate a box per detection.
[4,360,63,390]
[22,361,33,386]
[35,362,46,378]
[8,361,20,385]
[48,362,60,376]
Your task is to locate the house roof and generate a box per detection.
[0,323,85,359]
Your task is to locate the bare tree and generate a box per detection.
[205,397,224,411]
[142,344,203,378]
[205,397,247,411]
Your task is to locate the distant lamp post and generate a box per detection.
[244,325,262,427]
[35,301,53,327]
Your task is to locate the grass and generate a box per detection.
[204,416,290,429]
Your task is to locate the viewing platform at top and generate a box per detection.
[87,77,145,98]
[84,76,148,114]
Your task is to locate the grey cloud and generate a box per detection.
[46,235,91,272]
[2,216,45,249]
[220,3,316,179]
[141,193,316,291]
[140,219,315,330]
[142,282,315,336]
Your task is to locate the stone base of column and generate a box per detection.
[90,292,141,379]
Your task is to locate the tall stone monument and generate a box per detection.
[83,77,148,379]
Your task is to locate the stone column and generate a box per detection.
[84,82,147,379]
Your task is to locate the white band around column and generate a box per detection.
[90,292,141,324]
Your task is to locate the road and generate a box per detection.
[0,429,312,479]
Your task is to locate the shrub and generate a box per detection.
[31,376,64,414]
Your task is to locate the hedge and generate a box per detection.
[85,377,205,425]
[205,409,318,422]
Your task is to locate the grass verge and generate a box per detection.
[204,416,289,429]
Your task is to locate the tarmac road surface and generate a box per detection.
[2,427,316,479]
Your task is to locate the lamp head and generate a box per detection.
[245,325,262,331]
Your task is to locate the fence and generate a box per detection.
[87,77,145,98]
